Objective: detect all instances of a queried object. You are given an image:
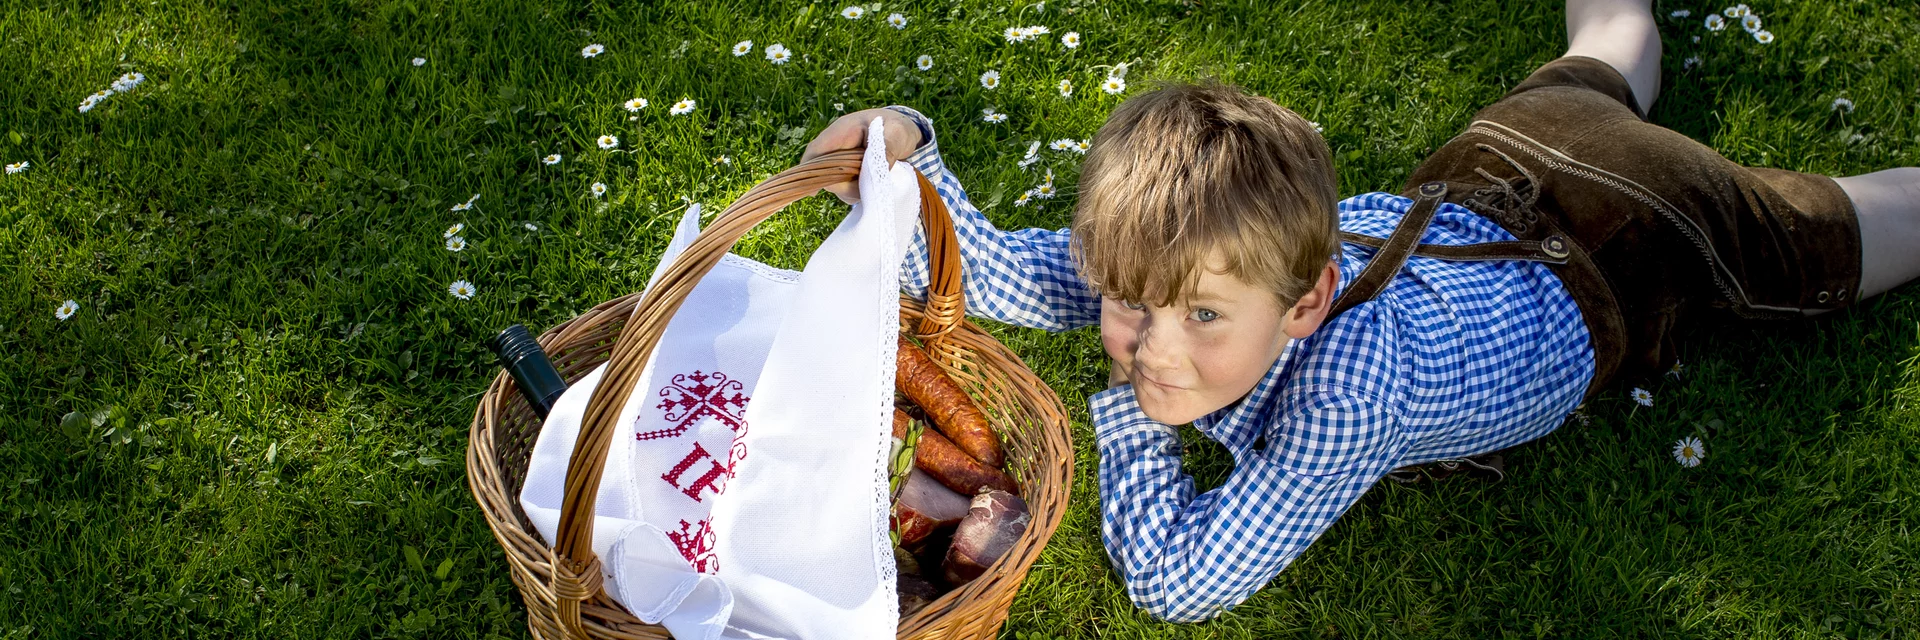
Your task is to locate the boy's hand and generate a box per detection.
[801,108,925,204]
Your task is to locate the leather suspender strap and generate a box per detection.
[1328,181,1579,319]
[1330,182,1449,317]
[1339,233,1572,264]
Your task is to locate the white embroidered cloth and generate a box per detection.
[519,118,916,639]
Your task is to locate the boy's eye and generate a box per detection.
[1190,308,1220,323]
[1121,300,1146,311]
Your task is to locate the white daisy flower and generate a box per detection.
[715,155,731,165]
[1741,14,1762,33]
[598,134,619,150]
[451,193,480,212]
[1013,191,1033,207]
[980,70,1001,90]
[1668,360,1685,378]
[445,236,467,252]
[833,102,845,112]
[765,43,792,65]
[624,98,649,111]
[1058,78,1073,97]
[581,44,605,58]
[1693,35,1702,43]
[1073,139,1091,154]
[732,41,753,57]
[110,72,146,92]
[1309,121,1324,133]
[1101,76,1126,95]
[444,222,465,238]
[1753,30,1774,44]
[887,13,907,29]
[1705,14,1726,30]
[1684,55,1703,70]
[1832,97,1855,113]
[4,161,26,175]
[412,57,426,67]
[1723,4,1749,18]
[448,280,476,300]
[981,108,1007,123]
[1033,182,1056,199]
[1631,387,1653,407]
[1672,436,1705,467]
[93,89,115,100]
[1061,31,1081,48]
[841,6,864,19]
[1670,9,1692,18]
[1003,26,1028,43]
[1017,140,1043,167]
[525,222,538,231]
[1027,26,1051,37]
[543,154,562,165]
[78,96,101,113]
[591,182,607,198]
[915,54,933,71]
[1050,138,1074,151]
[671,98,696,115]
[55,299,78,321]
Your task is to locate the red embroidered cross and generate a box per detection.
[637,370,749,441]
[666,518,719,573]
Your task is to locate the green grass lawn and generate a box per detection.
[4,0,1919,637]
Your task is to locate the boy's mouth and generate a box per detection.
[1135,369,1185,391]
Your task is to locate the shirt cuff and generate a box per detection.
[883,105,948,180]
[1089,385,1177,444]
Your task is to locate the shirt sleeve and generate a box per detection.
[1089,384,1406,623]
[883,105,1102,332]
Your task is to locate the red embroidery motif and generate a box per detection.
[637,370,749,441]
[667,518,719,573]
[661,442,734,501]
[642,369,754,572]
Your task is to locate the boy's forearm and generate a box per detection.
[882,105,1103,332]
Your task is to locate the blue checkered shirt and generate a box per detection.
[888,106,1595,622]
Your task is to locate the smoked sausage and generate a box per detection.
[896,337,1004,468]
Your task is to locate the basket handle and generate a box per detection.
[546,148,965,632]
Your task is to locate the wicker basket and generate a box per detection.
[466,149,1075,639]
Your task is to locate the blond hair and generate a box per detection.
[1071,80,1339,308]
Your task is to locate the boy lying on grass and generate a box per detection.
[804,0,1920,622]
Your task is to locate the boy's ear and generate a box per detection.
[1281,261,1340,340]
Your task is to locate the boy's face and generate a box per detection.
[1101,253,1337,425]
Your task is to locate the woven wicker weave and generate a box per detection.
[466,149,1075,639]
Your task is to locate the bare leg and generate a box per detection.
[1563,0,1662,115]
[1838,168,1920,300]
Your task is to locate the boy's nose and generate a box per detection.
[1134,324,1184,372]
